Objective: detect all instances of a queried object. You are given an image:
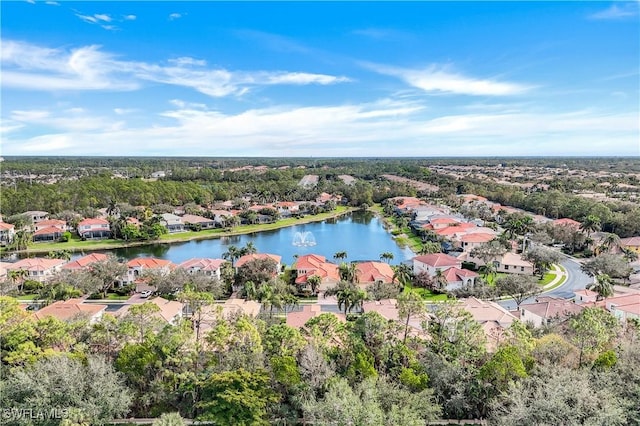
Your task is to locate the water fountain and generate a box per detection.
[292,231,317,247]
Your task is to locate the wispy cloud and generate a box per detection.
[351,28,410,41]
[169,13,183,20]
[588,3,639,20]
[3,100,636,157]
[1,40,351,96]
[123,14,136,21]
[367,63,532,96]
[45,1,60,6]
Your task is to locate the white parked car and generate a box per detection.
[140,290,153,298]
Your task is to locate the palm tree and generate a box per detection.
[580,215,601,239]
[339,262,359,284]
[419,241,441,255]
[325,283,367,315]
[392,263,414,287]
[433,269,448,291]
[588,274,614,301]
[622,248,639,262]
[242,242,257,255]
[333,251,347,262]
[222,245,241,267]
[379,252,394,263]
[8,268,29,294]
[597,233,621,255]
[306,274,322,295]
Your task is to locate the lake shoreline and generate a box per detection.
[6,207,358,256]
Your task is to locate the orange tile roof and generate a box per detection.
[181,214,215,224]
[62,253,108,270]
[553,218,581,228]
[294,254,340,284]
[34,299,106,322]
[286,305,345,328]
[127,257,173,269]
[35,219,66,228]
[356,261,394,283]
[0,222,15,231]
[413,253,460,268]
[7,257,66,272]
[460,233,496,243]
[178,258,226,271]
[33,226,64,236]
[443,267,478,283]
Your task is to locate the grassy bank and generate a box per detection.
[8,206,355,255]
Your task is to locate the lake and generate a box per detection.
[102,211,414,266]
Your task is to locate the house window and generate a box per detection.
[504,265,509,270]
[521,266,524,272]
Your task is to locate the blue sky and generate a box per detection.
[1,1,638,156]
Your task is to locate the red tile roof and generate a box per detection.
[62,253,108,270]
[621,237,640,248]
[181,214,215,224]
[35,219,66,228]
[178,258,226,271]
[413,253,461,268]
[127,257,173,269]
[553,218,581,228]
[443,267,478,283]
[78,218,110,226]
[7,257,66,272]
[0,222,15,231]
[33,226,64,236]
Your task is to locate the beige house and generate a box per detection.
[178,258,226,279]
[125,257,174,284]
[6,258,66,283]
[460,297,518,351]
[33,298,107,324]
[518,297,584,327]
[496,252,534,275]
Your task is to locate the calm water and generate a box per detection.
[96,211,414,266]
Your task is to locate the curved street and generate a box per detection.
[498,255,593,310]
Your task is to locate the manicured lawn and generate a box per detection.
[537,272,556,286]
[405,284,450,301]
[484,273,508,286]
[16,294,37,300]
[104,294,131,301]
[15,206,354,255]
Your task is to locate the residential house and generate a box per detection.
[197,299,262,335]
[178,258,226,279]
[294,254,340,291]
[459,233,496,252]
[355,261,395,285]
[117,297,184,325]
[62,253,108,270]
[461,297,518,351]
[362,299,426,338]
[518,297,584,327]
[208,209,234,227]
[0,222,15,245]
[32,219,68,242]
[496,252,534,275]
[6,258,66,283]
[552,218,581,229]
[33,298,107,324]
[413,253,462,276]
[23,211,49,223]
[620,236,640,254]
[412,254,478,290]
[160,213,185,233]
[0,261,14,279]
[125,257,174,284]
[316,192,342,205]
[286,304,345,328]
[573,289,599,305]
[606,293,640,322]
[181,214,216,230]
[77,218,111,239]
[235,253,282,273]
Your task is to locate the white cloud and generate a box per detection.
[94,14,112,22]
[169,13,182,20]
[2,100,636,157]
[45,2,60,6]
[74,12,118,30]
[2,40,351,96]
[124,15,137,21]
[25,0,35,4]
[368,63,531,96]
[168,57,207,67]
[589,3,639,20]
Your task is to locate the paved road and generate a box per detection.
[499,256,593,310]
